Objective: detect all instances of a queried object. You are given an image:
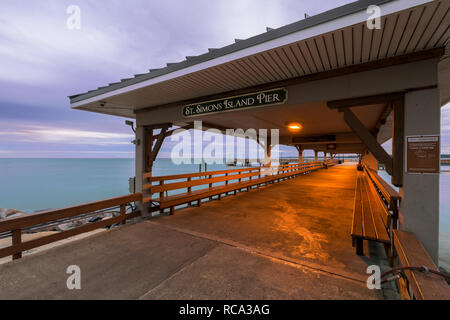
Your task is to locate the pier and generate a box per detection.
[0,163,389,299]
[1,0,449,300]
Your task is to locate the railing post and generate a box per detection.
[120,204,126,225]
[187,177,192,193]
[209,175,213,200]
[159,180,164,199]
[12,229,22,260]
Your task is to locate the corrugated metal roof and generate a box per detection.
[69,0,394,103]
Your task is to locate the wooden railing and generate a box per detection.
[142,162,326,213]
[0,193,142,260]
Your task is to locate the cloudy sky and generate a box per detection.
[0,0,449,158]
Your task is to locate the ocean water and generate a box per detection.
[0,158,230,213]
[0,158,448,268]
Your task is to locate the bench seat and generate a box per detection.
[351,171,391,256]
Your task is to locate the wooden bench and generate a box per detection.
[143,162,324,215]
[351,169,391,256]
[393,230,450,300]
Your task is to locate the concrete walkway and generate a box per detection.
[0,163,389,299]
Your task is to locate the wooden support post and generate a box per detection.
[145,127,154,173]
[295,145,303,163]
[12,229,22,260]
[144,124,171,215]
[341,108,393,175]
[392,98,404,187]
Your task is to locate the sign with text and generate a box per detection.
[406,135,440,174]
[183,88,287,117]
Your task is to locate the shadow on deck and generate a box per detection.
[0,163,392,299]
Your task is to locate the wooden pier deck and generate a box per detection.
[0,163,393,299]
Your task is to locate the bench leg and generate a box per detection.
[218,194,222,200]
[355,238,364,256]
[198,200,201,207]
[384,243,394,267]
[170,206,174,215]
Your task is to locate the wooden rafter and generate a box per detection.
[327,92,404,109]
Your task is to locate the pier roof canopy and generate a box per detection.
[69,0,449,152]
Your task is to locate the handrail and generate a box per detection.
[0,193,142,260]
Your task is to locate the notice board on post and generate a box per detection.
[406,135,440,174]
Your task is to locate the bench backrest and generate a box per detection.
[363,166,401,229]
[365,167,401,210]
[363,166,391,232]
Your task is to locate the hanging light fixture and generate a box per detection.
[286,122,303,132]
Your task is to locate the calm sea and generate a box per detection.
[0,158,448,269]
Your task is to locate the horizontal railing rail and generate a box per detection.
[0,193,142,260]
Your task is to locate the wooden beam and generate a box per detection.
[327,92,404,109]
[153,123,195,140]
[392,98,404,187]
[135,48,445,114]
[145,123,172,171]
[342,108,393,175]
[151,124,169,163]
[373,103,392,135]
